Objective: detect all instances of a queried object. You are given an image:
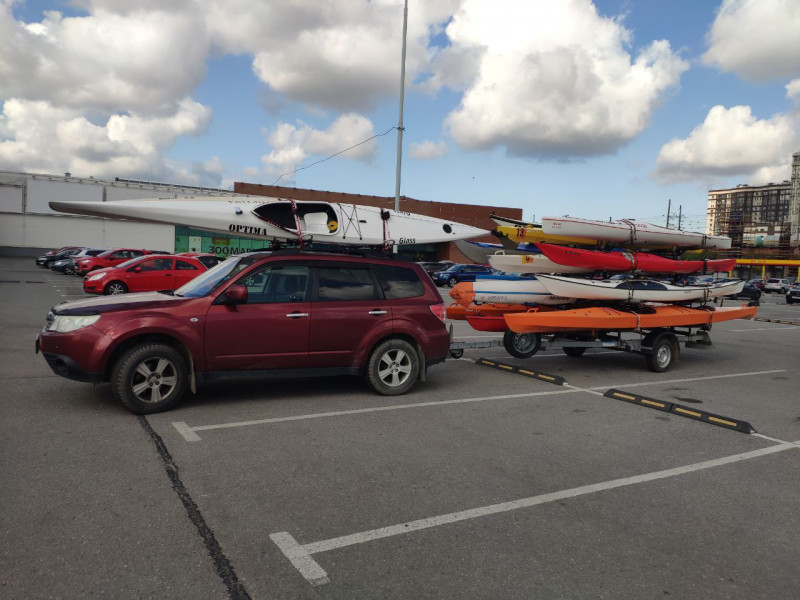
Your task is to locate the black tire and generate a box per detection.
[449,348,464,359]
[366,338,420,396]
[503,330,541,359]
[644,333,679,373]
[64,265,75,275]
[563,346,586,357]
[104,281,128,295]
[787,297,793,304]
[448,276,458,287]
[111,343,188,414]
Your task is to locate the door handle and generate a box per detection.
[368,310,388,315]
[286,312,309,318]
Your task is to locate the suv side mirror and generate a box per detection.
[223,284,248,305]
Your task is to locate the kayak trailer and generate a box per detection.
[500,327,713,372]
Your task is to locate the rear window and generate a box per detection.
[767,279,780,283]
[374,264,425,299]
[317,267,379,301]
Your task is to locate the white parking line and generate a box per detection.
[171,388,583,441]
[171,369,786,442]
[271,441,800,586]
[728,326,799,332]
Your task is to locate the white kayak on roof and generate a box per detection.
[49,196,489,246]
[536,274,744,302]
[541,216,732,249]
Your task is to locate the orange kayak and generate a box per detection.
[505,304,757,333]
[446,302,530,320]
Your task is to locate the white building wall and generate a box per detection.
[1,172,241,252]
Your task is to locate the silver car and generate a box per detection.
[764,278,790,293]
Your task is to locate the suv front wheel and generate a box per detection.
[111,343,188,414]
[366,338,420,396]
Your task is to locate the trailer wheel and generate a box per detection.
[449,348,464,359]
[503,330,541,359]
[644,333,679,373]
[563,346,586,358]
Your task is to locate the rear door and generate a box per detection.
[307,264,391,368]
[204,264,311,371]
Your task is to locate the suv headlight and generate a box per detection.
[47,314,101,332]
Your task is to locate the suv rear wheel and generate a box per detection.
[366,338,419,396]
[111,343,188,414]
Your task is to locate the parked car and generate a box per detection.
[35,246,82,268]
[51,248,107,274]
[431,264,494,287]
[725,280,761,305]
[36,250,450,414]
[747,278,766,290]
[764,278,791,293]
[83,254,208,295]
[74,248,157,275]
[416,260,455,276]
[786,282,800,304]
[175,252,224,269]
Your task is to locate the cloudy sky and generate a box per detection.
[1,0,799,230]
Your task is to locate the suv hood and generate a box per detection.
[53,291,190,315]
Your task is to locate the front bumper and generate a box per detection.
[40,349,104,383]
[36,327,112,384]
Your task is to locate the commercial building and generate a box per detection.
[0,171,518,261]
[706,151,800,279]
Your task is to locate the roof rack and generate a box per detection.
[241,242,417,262]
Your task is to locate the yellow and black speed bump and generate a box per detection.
[604,389,755,434]
[753,317,800,326]
[476,358,566,386]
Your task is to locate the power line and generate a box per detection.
[271,126,397,185]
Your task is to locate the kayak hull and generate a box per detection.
[536,275,744,302]
[505,304,757,333]
[541,216,731,249]
[536,243,736,274]
[489,252,593,274]
[49,197,489,246]
[450,278,577,307]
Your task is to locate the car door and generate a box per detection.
[306,264,391,368]
[173,259,203,288]
[204,264,311,371]
[128,257,174,292]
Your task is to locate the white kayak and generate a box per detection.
[49,196,489,246]
[536,274,744,302]
[541,216,732,249]
[488,251,593,274]
[456,275,577,306]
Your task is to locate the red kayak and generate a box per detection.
[536,243,736,274]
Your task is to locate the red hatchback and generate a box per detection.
[75,248,157,275]
[37,250,450,414]
[83,255,208,295]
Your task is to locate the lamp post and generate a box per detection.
[394,0,408,212]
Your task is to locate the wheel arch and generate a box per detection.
[103,332,194,386]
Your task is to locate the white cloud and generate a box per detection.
[410,140,447,160]
[0,3,209,113]
[702,0,800,83]
[438,0,688,158]
[0,97,214,183]
[654,102,799,184]
[260,113,378,181]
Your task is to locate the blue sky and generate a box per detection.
[2,0,799,233]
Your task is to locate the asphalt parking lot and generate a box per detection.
[1,257,798,599]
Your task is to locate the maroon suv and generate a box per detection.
[36,250,450,414]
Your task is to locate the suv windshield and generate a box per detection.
[175,254,264,297]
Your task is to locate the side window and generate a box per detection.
[317,267,379,301]
[131,250,144,258]
[175,260,198,271]
[112,251,126,260]
[138,258,172,271]
[373,264,424,299]
[240,265,309,304]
